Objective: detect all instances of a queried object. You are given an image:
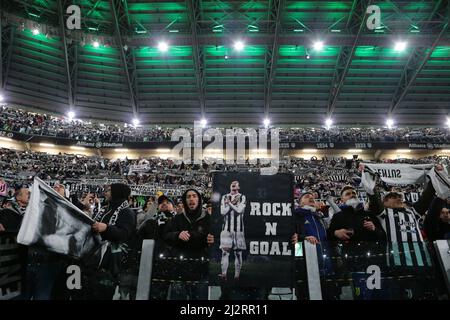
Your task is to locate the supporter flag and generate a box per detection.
[17,177,101,259]
[0,179,8,196]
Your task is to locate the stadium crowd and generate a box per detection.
[1,106,449,143]
[0,147,449,300]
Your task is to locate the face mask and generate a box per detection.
[345,198,361,209]
[302,205,316,212]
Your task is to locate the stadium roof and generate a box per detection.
[1,0,449,125]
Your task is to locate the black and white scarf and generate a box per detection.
[93,200,129,266]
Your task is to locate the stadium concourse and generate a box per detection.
[0,0,450,303]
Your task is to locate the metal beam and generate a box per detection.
[186,0,206,117]
[327,0,371,115]
[389,1,449,114]
[389,22,449,114]
[264,0,284,117]
[1,25,14,90]
[110,0,138,117]
[57,0,75,109]
[127,32,450,47]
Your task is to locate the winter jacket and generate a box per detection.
[328,204,386,242]
[424,197,450,241]
[163,189,210,258]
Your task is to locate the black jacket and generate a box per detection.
[96,200,136,243]
[0,205,24,233]
[328,204,386,242]
[425,197,450,241]
[162,189,210,258]
[162,211,210,258]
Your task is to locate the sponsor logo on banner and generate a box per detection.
[75,141,124,148]
[408,143,450,150]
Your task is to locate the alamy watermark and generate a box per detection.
[171,122,279,175]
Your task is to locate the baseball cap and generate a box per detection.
[157,194,174,206]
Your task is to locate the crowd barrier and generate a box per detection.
[1,234,449,300]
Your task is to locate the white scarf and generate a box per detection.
[361,163,450,199]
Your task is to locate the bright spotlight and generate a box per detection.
[394,41,407,52]
[0,94,4,102]
[386,118,394,129]
[32,28,40,35]
[93,41,100,48]
[325,118,333,128]
[158,41,169,52]
[67,111,75,120]
[313,41,324,51]
[200,118,207,127]
[233,40,244,52]
[263,118,271,127]
[132,118,140,126]
[447,117,450,128]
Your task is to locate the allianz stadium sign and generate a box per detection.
[408,143,450,150]
[75,141,124,148]
[2,130,449,150]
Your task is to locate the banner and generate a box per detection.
[362,163,433,185]
[17,177,101,259]
[128,164,151,175]
[80,178,126,186]
[209,172,294,288]
[0,179,8,196]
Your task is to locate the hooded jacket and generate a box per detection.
[294,207,327,243]
[294,206,334,276]
[424,197,450,241]
[94,184,136,243]
[162,189,210,258]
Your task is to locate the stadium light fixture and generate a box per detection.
[325,118,333,128]
[233,40,245,52]
[447,117,450,128]
[40,143,55,147]
[200,118,207,127]
[313,41,324,51]
[32,28,40,35]
[302,149,318,152]
[394,41,407,52]
[67,111,75,120]
[0,94,4,102]
[348,149,362,153]
[93,41,100,48]
[263,118,270,128]
[132,118,140,126]
[386,118,394,129]
[158,41,169,52]
[396,149,411,153]
[70,146,86,150]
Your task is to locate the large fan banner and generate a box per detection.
[209,172,294,288]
